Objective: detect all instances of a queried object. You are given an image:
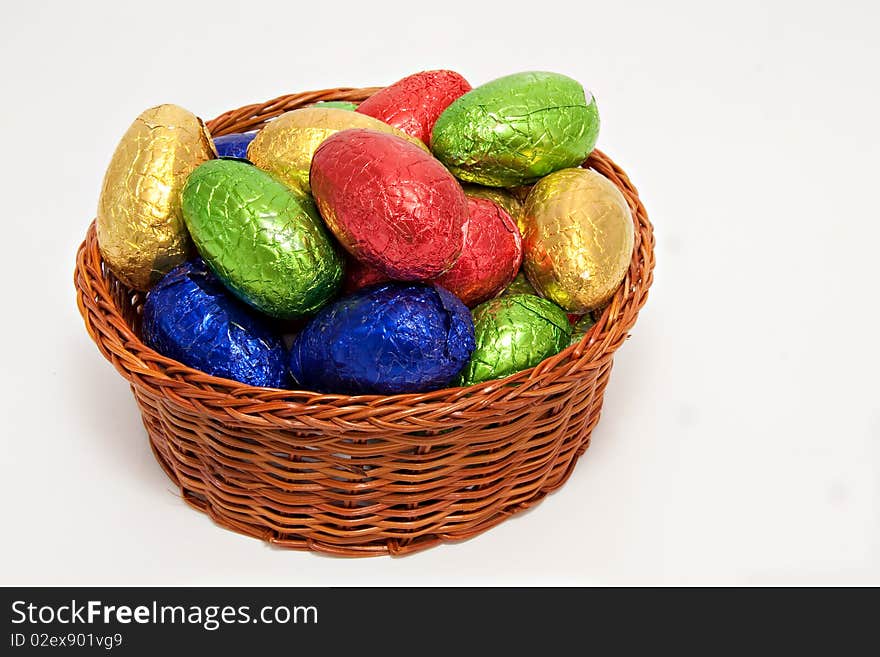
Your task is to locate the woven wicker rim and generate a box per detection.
[75,86,655,434]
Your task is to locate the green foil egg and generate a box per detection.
[456,293,572,386]
[431,71,599,187]
[181,159,342,319]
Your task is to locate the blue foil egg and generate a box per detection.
[289,283,475,394]
[142,260,287,388]
[212,131,257,160]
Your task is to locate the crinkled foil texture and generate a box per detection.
[357,69,471,144]
[431,71,599,187]
[456,293,571,386]
[522,168,634,313]
[96,104,216,290]
[181,159,342,319]
[289,283,475,395]
[341,197,522,306]
[435,197,522,306]
[462,184,525,233]
[311,129,468,280]
[142,260,287,388]
[247,107,427,195]
[213,131,257,159]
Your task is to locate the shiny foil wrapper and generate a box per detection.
[247,107,427,195]
[96,104,216,290]
[522,168,634,313]
[357,69,471,145]
[181,159,343,319]
[435,197,522,307]
[456,293,572,386]
[289,283,475,395]
[311,129,468,280]
[142,260,287,388]
[431,71,599,187]
[213,131,256,159]
[462,184,525,234]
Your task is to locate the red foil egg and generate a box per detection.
[356,70,471,145]
[311,129,469,280]
[434,197,523,307]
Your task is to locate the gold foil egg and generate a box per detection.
[96,104,216,291]
[522,168,634,312]
[247,107,428,195]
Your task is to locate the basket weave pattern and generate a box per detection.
[74,87,655,556]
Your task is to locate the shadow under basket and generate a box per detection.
[74,86,655,557]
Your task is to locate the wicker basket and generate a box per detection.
[74,86,655,557]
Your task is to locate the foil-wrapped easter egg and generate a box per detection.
[356,70,471,144]
[213,131,256,159]
[181,159,343,319]
[435,197,522,307]
[142,260,287,388]
[247,107,427,195]
[502,271,538,297]
[456,294,572,386]
[522,168,634,313]
[431,72,599,187]
[289,283,475,395]
[315,101,358,110]
[96,104,216,291]
[311,129,468,280]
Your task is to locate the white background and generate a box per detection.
[1,0,877,586]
